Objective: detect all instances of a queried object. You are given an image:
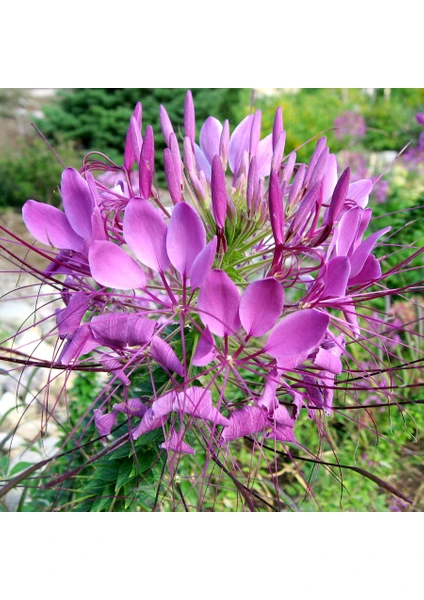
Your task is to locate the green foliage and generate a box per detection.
[37,88,251,184]
[370,164,424,291]
[291,395,424,512]
[257,88,424,161]
[0,137,82,210]
[75,430,165,512]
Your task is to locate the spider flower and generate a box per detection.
[6,90,422,512]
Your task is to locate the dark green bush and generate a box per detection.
[0,138,82,210]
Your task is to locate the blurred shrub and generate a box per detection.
[0,138,82,210]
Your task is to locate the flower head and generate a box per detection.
[3,90,422,511]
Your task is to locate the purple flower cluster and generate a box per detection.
[334,111,367,141]
[21,92,395,457]
[401,112,424,171]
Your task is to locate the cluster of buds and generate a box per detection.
[18,91,420,466]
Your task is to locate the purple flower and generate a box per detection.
[193,112,273,182]
[334,111,366,140]
[23,168,96,253]
[10,90,422,512]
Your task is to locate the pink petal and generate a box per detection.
[161,430,196,455]
[184,90,196,144]
[131,408,167,440]
[326,167,350,225]
[164,148,182,205]
[321,372,336,415]
[194,143,212,181]
[100,356,130,386]
[151,391,177,418]
[199,117,223,165]
[272,106,284,148]
[304,138,327,187]
[271,131,286,172]
[211,155,227,229]
[184,136,195,172]
[197,269,241,337]
[247,156,259,213]
[88,241,146,289]
[265,309,329,358]
[312,347,343,374]
[221,406,268,442]
[276,351,309,370]
[129,115,142,165]
[91,207,107,241]
[192,326,216,367]
[321,256,351,299]
[90,313,155,347]
[123,199,170,272]
[267,421,296,444]
[291,180,321,235]
[272,405,295,427]
[58,324,99,365]
[112,398,147,418]
[258,368,280,411]
[85,171,101,207]
[347,179,373,208]
[169,133,183,189]
[249,110,262,158]
[340,299,360,337]
[93,409,117,437]
[56,292,90,336]
[228,114,254,176]
[268,170,284,245]
[22,200,84,252]
[150,336,185,376]
[160,105,174,146]
[166,202,206,277]
[281,152,296,184]
[348,254,382,286]
[309,147,329,188]
[239,278,284,337]
[256,134,273,178]
[219,119,230,166]
[175,387,229,426]
[288,164,306,206]
[61,168,94,241]
[190,236,217,290]
[139,125,155,199]
[124,102,142,170]
[322,154,338,203]
[336,206,362,257]
[349,226,391,278]
[355,208,373,247]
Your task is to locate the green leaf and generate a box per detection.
[115,459,133,492]
[9,461,35,477]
